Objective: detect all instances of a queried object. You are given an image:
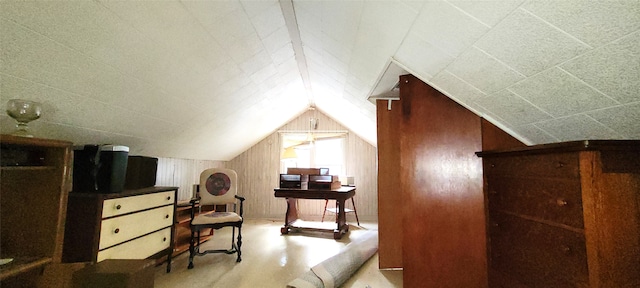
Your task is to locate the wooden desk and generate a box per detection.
[274,186,355,239]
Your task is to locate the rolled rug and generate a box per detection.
[287,231,379,288]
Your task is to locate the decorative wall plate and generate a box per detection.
[205,172,231,196]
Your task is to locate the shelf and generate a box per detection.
[0,257,52,280]
[0,166,56,171]
[177,217,193,225]
[1,135,72,285]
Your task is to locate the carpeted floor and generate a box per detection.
[153,219,402,288]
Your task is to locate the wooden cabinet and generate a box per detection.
[477,140,640,287]
[0,135,73,287]
[62,187,178,272]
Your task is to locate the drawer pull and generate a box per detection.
[167,196,171,201]
[555,161,565,168]
[562,245,572,255]
[114,228,120,234]
[165,214,169,219]
[556,198,568,207]
[489,190,498,195]
[163,237,167,242]
[116,204,122,210]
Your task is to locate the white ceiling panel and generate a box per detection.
[535,114,623,142]
[447,0,525,27]
[508,67,619,117]
[395,32,455,79]
[446,47,525,93]
[1,0,638,160]
[588,103,640,138]
[474,8,591,76]
[522,0,640,47]
[429,70,486,110]
[475,90,551,127]
[561,31,640,104]
[413,0,490,56]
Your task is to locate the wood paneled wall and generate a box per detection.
[376,99,403,269]
[376,78,531,283]
[399,74,487,287]
[481,119,526,151]
[227,109,378,220]
[153,109,377,220]
[155,158,225,201]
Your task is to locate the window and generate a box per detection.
[280,132,346,176]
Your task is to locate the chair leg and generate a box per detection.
[236,226,242,262]
[188,228,196,269]
[231,227,236,251]
[351,197,360,226]
[321,199,328,222]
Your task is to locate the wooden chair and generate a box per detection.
[321,197,360,226]
[188,168,245,269]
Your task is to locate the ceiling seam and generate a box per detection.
[279,0,314,107]
[519,7,593,50]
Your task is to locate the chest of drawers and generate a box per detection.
[477,140,640,288]
[62,187,178,272]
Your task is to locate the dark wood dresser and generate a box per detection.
[476,140,640,288]
[63,187,178,272]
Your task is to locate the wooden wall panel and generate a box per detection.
[399,74,487,287]
[155,158,224,201]
[227,109,378,221]
[226,132,283,219]
[376,99,403,269]
[481,119,526,151]
[152,109,377,221]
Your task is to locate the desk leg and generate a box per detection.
[281,198,299,234]
[334,199,349,239]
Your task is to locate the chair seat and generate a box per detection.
[192,211,242,225]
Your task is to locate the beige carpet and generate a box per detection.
[153,219,402,288]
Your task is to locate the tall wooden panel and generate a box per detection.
[481,119,526,151]
[399,75,487,287]
[376,99,403,269]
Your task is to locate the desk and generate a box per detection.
[274,186,356,239]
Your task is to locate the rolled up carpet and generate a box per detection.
[287,231,379,288]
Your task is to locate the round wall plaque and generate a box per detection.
[205,172,231,196]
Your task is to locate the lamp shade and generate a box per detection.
[282,147,297,159]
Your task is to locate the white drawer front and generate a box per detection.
[102,191,174,218]
[99,205,173,250]
[97,227,171,262]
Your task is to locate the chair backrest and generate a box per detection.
[199,168,238,206]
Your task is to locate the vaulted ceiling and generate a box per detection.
[1,1,638,160]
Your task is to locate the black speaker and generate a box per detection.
[124,156,158,190]
[73,145,129,193]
